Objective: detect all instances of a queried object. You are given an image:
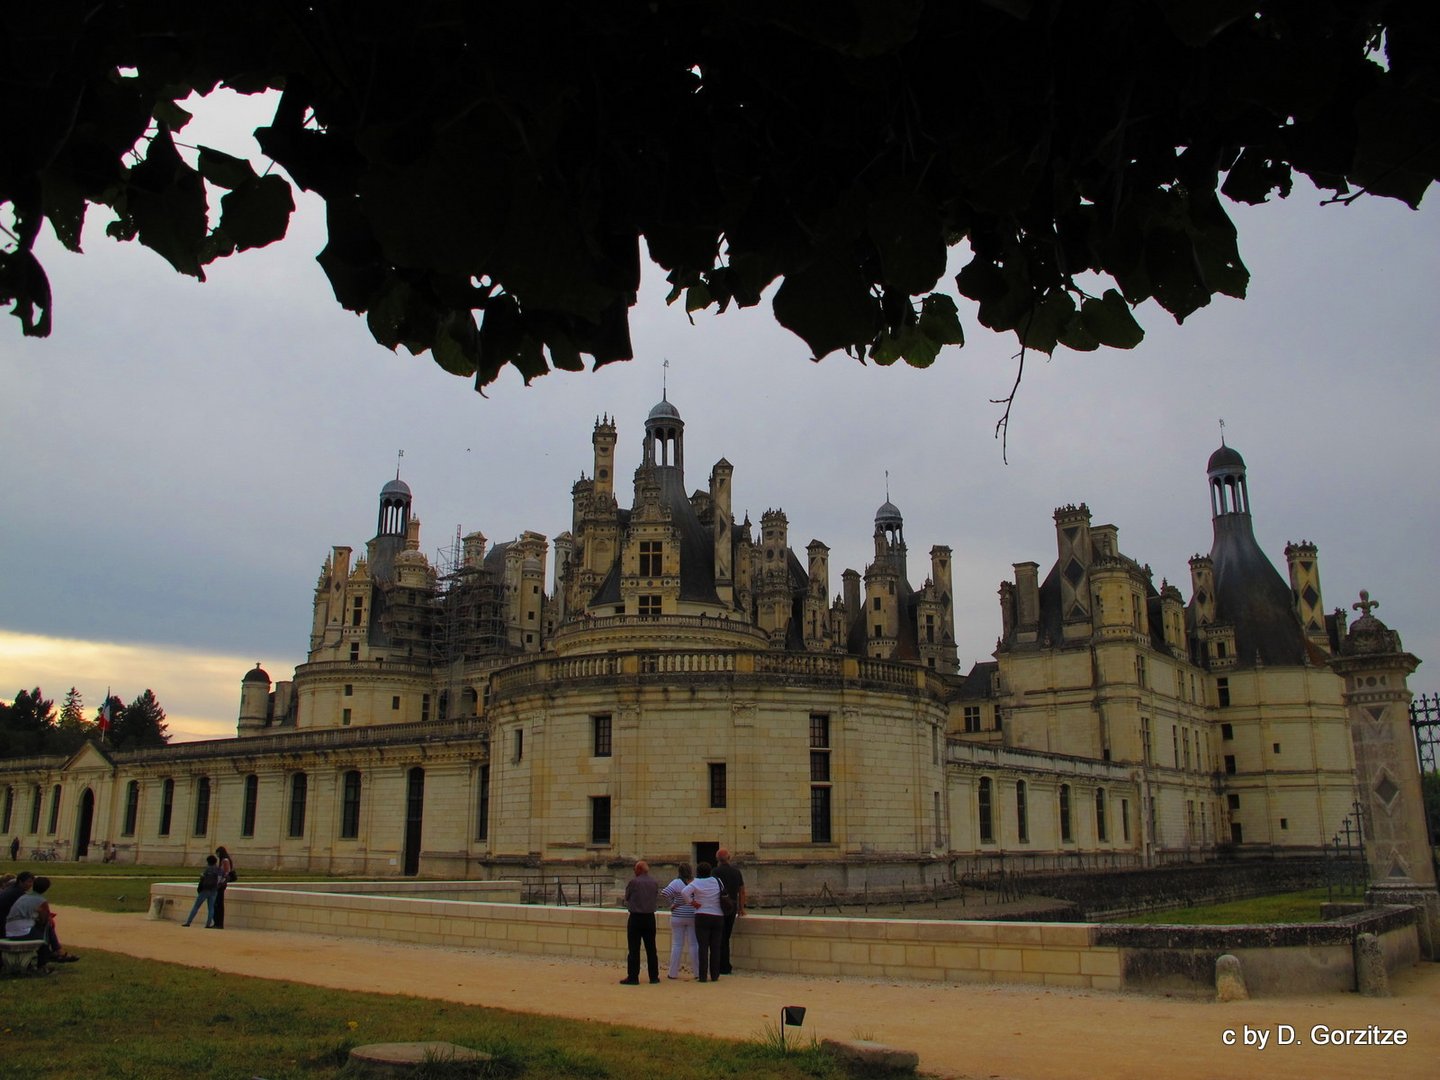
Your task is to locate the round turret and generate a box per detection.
[242,663,271,685]
[875,499,903,528]
[1206,444,1245,475]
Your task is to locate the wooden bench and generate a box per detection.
[0,938,43,976]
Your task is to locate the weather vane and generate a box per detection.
[662,357,669,400]
[396,448,404,479]
[1218,418,1226,446]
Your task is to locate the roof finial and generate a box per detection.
[885,468,890,501]
[1353,590,1379,617]
[1218,418,1226,446]
[396,448,404,480]
[662,357,669,401]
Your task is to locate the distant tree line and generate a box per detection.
[0,687,169,757]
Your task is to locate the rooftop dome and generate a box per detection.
[381,477,412,497]
[242,664,270,684]
[1207,444,1245,474]
[648,397,681,421]
[875,499,903,525]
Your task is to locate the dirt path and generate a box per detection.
[62,909,1436,1079]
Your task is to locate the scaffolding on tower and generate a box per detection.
[433,526,508,720]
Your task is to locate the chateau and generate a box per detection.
[2,397,1431,897]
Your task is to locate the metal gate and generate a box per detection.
[1410,692,1439,881]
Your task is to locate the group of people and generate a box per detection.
[620,849,746,984]
[181,845,235,928]
[0,870,80,972]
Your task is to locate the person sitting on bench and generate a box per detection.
[5,876,78,967]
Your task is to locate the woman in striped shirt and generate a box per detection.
[661,863,698,979]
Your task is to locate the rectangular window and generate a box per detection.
[344,684,353,696]
[1172,725,1180,767]
[638,594,662,616]
[1217,677,1231,707]
[1135,655,1147,688]
[1,786,11,834]
[810,713,830,748]
[476,764,490,841]
[421,693,431,722]
[993,707,1003,733]
[350,643,360,661]
[963,705,981,733]
[809,750,830,782]
[593,714,612,757]
[1224,754,1237,775]
[1140,718,1152,764]
[241,774,259,838]
[1016,780,1029,843]
[122,781,139,837]
[810,786,832,843]
[709,763,727,809]
[29,785,42,834]
[1121,798,1131,842]
[342,708,352,725]
[392,695,401,710]
[288,773,308,837]
[47,785,61,835]
[978,777,994,843]
[1182,729,1191,769]
[638,540,662,576]
[1095,788,1108,842]
[351,596,364,627]
[513,728,524,763]
[591,796,611,845]
[1059,785,1073,843]
[1221,722,1234,740]
[158,779,174,836]
[1227,793,1241,810]
[340,771,362,839]
[193,777,211,837]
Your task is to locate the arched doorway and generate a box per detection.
[75,788,95,859]
[403,768,425,876]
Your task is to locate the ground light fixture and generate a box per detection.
[779,1005,807,1050]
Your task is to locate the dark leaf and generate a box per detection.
[125,128,209,279]
[152,99,193,131]
[0,250,53,337]
[41,170,88,253]
[917,292,964,346]
[773,253,881,359]
[867,189,946,296]
[197,146,257,190]
[1015,288,1075,355]
[217,174,294,252]
[1079,289,1144,349]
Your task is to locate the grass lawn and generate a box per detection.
[4,950,851,1079]
[1111,887,1339,925]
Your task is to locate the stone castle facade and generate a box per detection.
[2,399,1431,897]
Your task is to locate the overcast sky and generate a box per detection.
[2,93,1437,742]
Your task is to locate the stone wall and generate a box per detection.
[146,882,1422,996]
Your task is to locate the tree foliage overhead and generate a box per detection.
[3,2,1436,387]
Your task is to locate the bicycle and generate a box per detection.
[28,846,58,862]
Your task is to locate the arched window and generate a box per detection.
[122,781,140,836]
[193,777,211,837]
[1,786,12,834]
[158,778,174,836]
[978,777,994,844]
[241,774,259,837]
[47,785,62,834]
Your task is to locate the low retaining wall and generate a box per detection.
[1094,906,1421,996]
[146,883,1422,996]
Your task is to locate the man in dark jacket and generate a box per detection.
[713,849,746,975]
[620,860,660,984]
